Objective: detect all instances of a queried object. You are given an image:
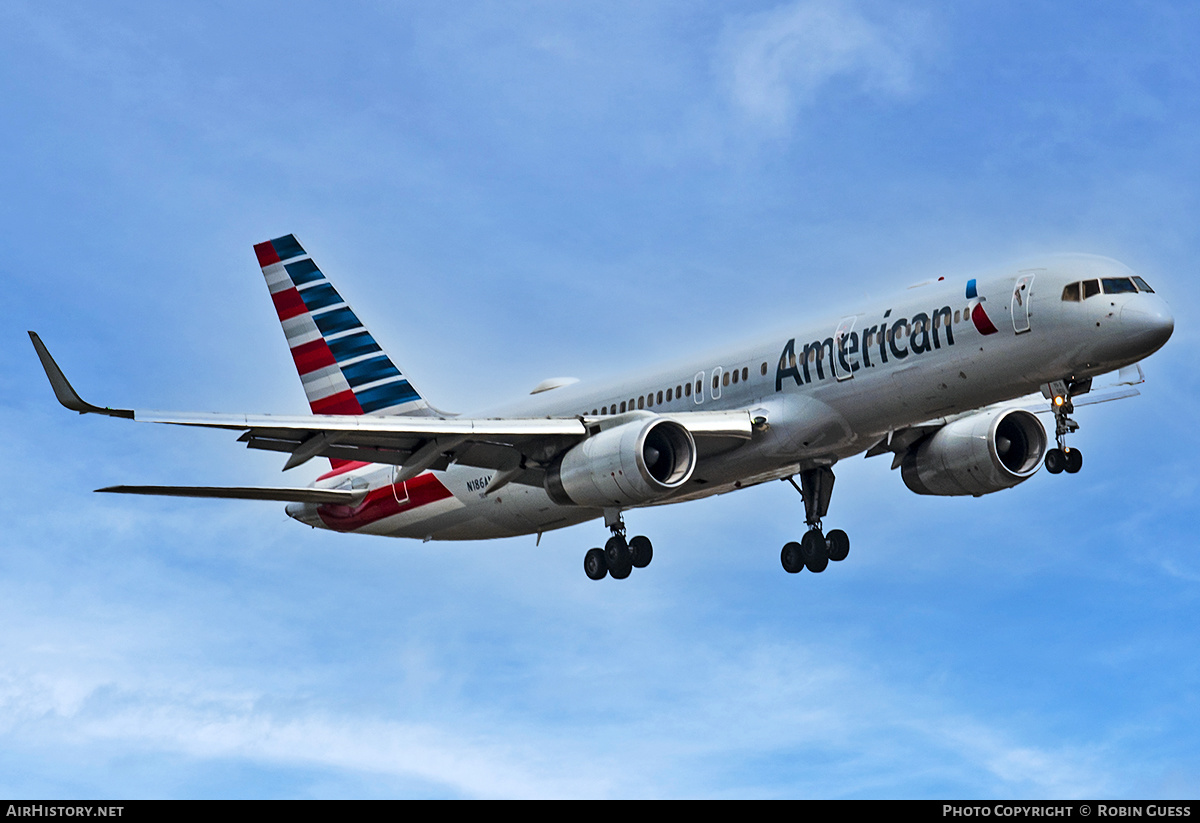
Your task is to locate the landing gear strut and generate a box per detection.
[780,467,851,575]
[1044,383,1083,475]
[583,509,654,581]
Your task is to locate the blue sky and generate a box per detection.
[2,0,1199,798]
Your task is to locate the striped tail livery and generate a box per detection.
[253,234,433,417]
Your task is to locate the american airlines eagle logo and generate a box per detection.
[966,278,999,335]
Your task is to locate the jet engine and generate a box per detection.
[545,417,697,508]
[901,408,1046,497]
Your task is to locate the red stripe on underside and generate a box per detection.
[316,460,370,481]
[254,241,281,267]
[272,287,309,322]
[290,338,337,375]
[317,473,454,532]
[310,389,363,416]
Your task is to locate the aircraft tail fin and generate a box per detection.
[254,234,435,417]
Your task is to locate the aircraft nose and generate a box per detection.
[1120,295,1174,357]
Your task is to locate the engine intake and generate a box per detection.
[901,408,1046,497]
[545,417,697,508]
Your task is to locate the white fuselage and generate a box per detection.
[291,254,1173,541]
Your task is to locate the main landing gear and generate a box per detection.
[584,510,653,581]
[1044,385,1083,475]
[780,467,850,575]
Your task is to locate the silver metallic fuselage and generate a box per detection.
[291,254,1173,541]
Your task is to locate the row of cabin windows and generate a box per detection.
[581,292,1037,415]
[586,299,996,414]
[586,362,771,416]
[1061,276,1154,302]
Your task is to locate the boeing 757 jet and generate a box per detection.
[30,235,1174,580]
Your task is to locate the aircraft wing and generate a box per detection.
[30,332,754,481]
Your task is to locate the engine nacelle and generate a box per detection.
[545,417,697,508]
[901,408,1046,497]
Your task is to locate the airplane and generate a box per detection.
[29,235,1174,580]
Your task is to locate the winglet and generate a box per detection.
[27,331,134,419]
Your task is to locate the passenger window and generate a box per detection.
[1083,280,1101,299]
[620,401,626,413]
[731,370,738,384]
[666,388,673,402]
[1102,277,1137,294]
[722,371,730,387]
[1061,282,1081,302]
[760,362,768,376]
[953,310,960,324]
[1133,276,1155,293]
[742,367,749,381]
[685,382,691,397]
[638,396,645,410]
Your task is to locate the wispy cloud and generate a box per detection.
[0,625,1117,798]
[718,0,929,134]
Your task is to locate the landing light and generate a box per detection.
[1054,396,1065,407]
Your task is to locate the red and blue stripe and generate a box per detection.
[255,234,427,416]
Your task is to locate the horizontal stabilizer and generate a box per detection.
[95,485,366,504]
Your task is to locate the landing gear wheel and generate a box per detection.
[605,535,630,569]
[584,548,608,580]
[629,535,653,568]
[1045,448,1065,474]
[1064,448,1083,474]
[608,558,632,579]
[826,529,850,562]
[781,541,804,574]
[800,529,829,574]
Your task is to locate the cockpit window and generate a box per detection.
[1102,277,1137,294]
[1083,279,1101,299]
[1133,276,1155,293]
[1061,282,1081,302]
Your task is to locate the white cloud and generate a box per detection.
[719,0,928,132]
[0,626,1117,798]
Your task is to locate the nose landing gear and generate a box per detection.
[1044,384,1083,475]
[780,467,851,575]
